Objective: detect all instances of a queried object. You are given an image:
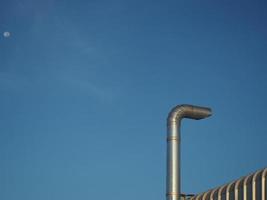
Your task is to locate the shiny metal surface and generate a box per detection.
[262,169,267,200]
[243,174,253,200]
[210,187,219,200]
[218,184,227,200]
[252,170,261,200]
[226,181,235,200]
[189,167,267,200]
[166,104,212,200]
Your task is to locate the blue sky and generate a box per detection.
[1,0,267,200]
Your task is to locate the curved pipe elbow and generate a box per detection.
[167,104,212,124]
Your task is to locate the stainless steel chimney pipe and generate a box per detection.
[166,104,212,200]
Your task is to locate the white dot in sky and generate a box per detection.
[3,31,11,38]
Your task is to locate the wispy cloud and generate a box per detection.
[0,68,116,102]
[57,69,116,102]
[0,3,115,101]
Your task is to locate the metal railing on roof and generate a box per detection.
[189,168,267,200]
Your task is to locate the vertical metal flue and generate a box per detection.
[166,104,212,200]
